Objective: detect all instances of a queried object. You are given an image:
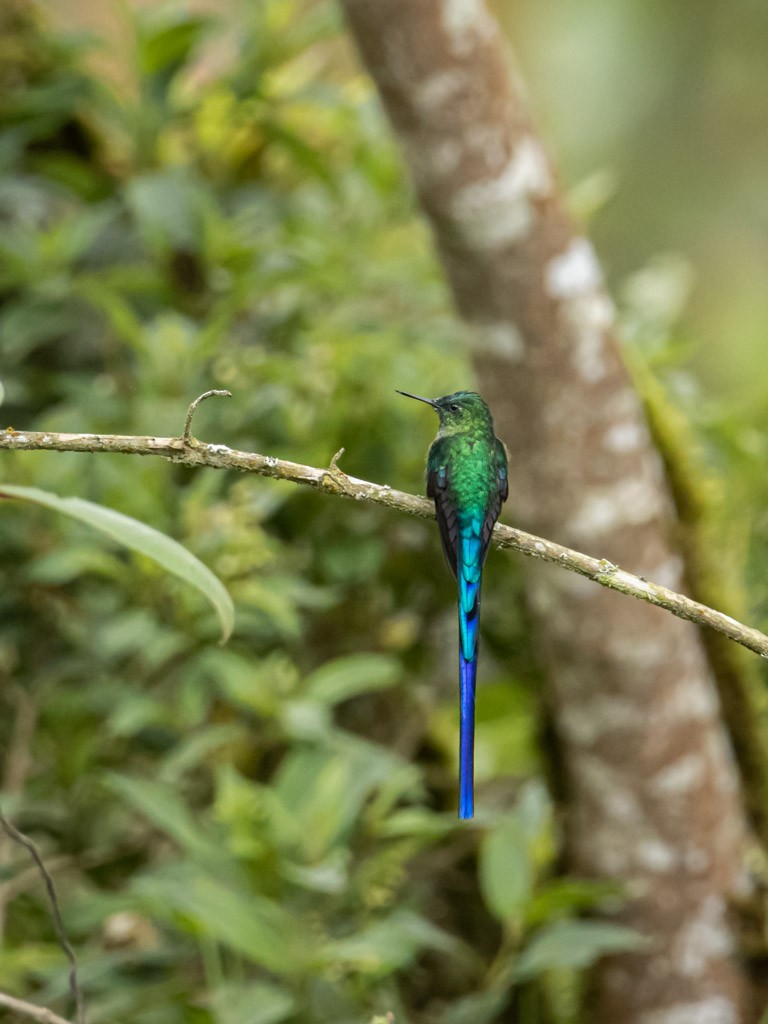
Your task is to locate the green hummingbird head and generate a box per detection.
[396,390,494,436]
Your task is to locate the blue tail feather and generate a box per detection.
[457,521,482,819]
[458,574,480,657]
[460,534,482,578]
[459,649,477,819]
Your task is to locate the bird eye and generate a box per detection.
[450,403,459,412]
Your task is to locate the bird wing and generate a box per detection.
[479,437,509,561]
[426,439,459,579]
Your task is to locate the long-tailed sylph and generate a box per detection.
[397,390,508,818]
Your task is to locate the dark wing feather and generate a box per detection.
[479,437,509,562]
[426,440,459,579]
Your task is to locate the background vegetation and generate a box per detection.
[1,1,766,1022]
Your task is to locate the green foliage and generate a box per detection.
[0,2,642,1023]
[0,484,234,641]
[514,920,646,981]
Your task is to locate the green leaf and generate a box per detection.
[526,878,625,926]
[515,920,647,980]
[157,869,310,974]
[211,981,296,1024]
[126,171,206,253]
[137,13,212,79]
[442,987,510,1024]
[303,653,402,705]
[107,774,230,867]
[376,808,456,839]
[328,910,460,977]
[479,815,532,929]
[0,484,234,641]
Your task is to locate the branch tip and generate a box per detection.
[182,390,233,445]
[324,447,350,492]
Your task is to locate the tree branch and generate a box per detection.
[2,421,767,660]
[0,991,74,1024]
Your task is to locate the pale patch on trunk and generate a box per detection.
[413,69,467,113]
[545,237,603,298]
[440,0,497,53]
[470,320,525,360]
[450,136,551,248]
[637,997,739,1024]
[546,240,615,381]
[654,674,720,725]
[635,838,679,873]
[604,631,679,668]
[673,894,733,978]
[603,420,649,453]
[650,754,707,796]
[557,696,638,745]
[567,477,664,538]
[571,754,647,824]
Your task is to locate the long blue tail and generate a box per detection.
[457,523,482,819]
[459,649,477,818]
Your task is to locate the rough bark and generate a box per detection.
[339,1,757,1021]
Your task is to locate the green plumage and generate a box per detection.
[397,389,508,818]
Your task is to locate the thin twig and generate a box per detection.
[0,689,38,937]
[0,810,84,1024]
[2,422,768,660]
[0,845,125,905]
[181,389,232,445]
[0,991,74,1024]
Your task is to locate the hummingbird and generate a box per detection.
[397,390,508,818]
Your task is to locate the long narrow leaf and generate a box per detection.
[0,483,233,641]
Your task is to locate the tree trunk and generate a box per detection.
[339,1,756,1020]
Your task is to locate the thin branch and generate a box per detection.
[0,810,85,1024]
[2,421,768,661]
[0,689,38,937]
[0,991,74,1024]
[182,389,232,444]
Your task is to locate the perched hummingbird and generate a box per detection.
[397,390,508,818]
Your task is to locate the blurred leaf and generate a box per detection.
[25,544,124,583]
[515,920,647,980]
[273,742,398,860]
[126,171,207,253]
[202,649,296,715]
[280,849,349,894]
[328,909,460,976]
[279,698,331,740]
[303,653,402,705]
[211,981,296,1024]
[442,987,510,1024]
[159,723,246,783]
[137,13,213,80]
[155,868,311,974]
[0,484,234,641]
[107,774,232,869]
[473,681,538,779]
[526,878,625,926]
[479,814,531,930]
[375,808,455,839]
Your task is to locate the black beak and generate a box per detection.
[395,390,438,409]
